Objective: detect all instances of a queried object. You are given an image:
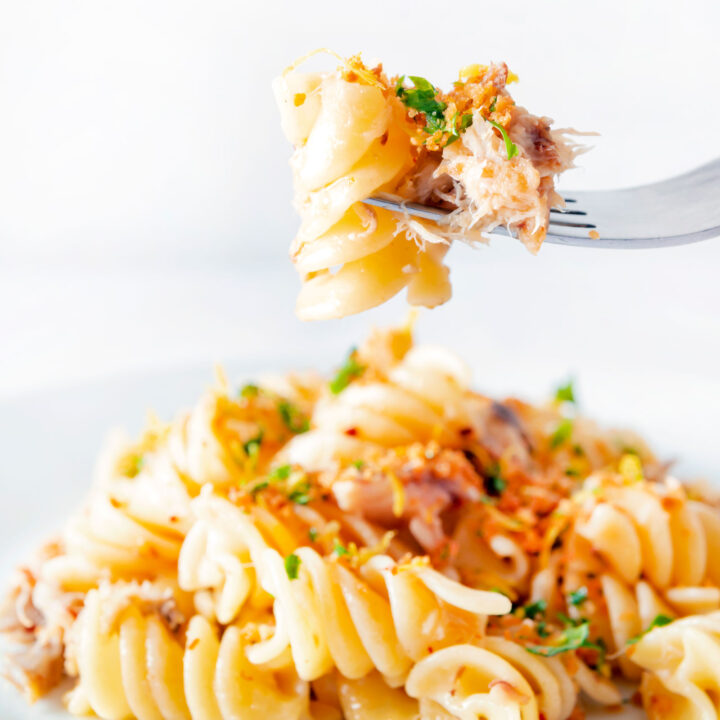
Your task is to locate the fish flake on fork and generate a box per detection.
[364,157,720,249]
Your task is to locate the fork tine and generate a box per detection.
[550,208,587,216]
[367,155,720,247]
[548,219,597,229]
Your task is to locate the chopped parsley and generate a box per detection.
[485,466,507,496]
[445,111,473,145]
[352,459,365,470]
[239,383,260,399]
[284,553,301,580]
[395,75,447,133]
[249,480,269,497]
[522,599,547,620]
[288,480,312,505]
[550,419,573,449]
[568,587,588,607]
[121,453,145,478]
[564,467,581,478]
[554,380,576,405]
[395,75,472,147]
[278,400,309,434]
[333,540,350,557]
[489,96,498,113]
[308,527,318,542]
[626,614,673,645]
[268,464,292,481]
[486,118,518,159]
[242,431,263,460]
[329,348,365,394]
[536,621,550,638]
[526,620,604,658]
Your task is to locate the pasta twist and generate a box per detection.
[66,586,309,720]
[41,442,192,591]
[275,54,579,320]
[8,323,720,720]
[41,382,313,593]
[284,343,472,470]
[177,489,294,624]
[275,69,452,321]
[405,642,576,720]
[178,491,510,682]
[631,613,720,720]
[575,482,720,593]
[249,550,510,683]
[530,477,720,680]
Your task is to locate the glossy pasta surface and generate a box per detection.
[275,52,580,320]
[2,323,720,720]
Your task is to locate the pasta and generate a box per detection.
[2,322,720,720]
[631,613,720,720]
[275,52,580,319]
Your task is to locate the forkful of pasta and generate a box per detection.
[275,50,720,321]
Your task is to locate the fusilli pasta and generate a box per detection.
[275,52,579,320]
[3,323,719,720]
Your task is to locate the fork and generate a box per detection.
[363,157,720,249]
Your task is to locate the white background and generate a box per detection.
[1,0,719,457]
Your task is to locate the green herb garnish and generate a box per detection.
[554,380,576,405]
[239,383,260,399]
[352,459,365,470]
[526,620,603,658]
[536,621,550,638]
[486,118,518,159]
[444,111,473,146]
[395,75,472,146]
[284,553,301,580]
[333,540,349,557]
[485,466,507,496]
[329,348,365,394]
[550,419,573,449]
[522,599,547,620]
[489,96,498,113]
[249,480,269,497]
[395,75,447,132]
[564,467,581,478]
[242,431,264,460]
[268,464,292,481]
[626,614,673,645]
[288,480,312,505]
[568,587,588,607]
[308,527,318,542]
[278,401,309,434]
[122,454,144,478]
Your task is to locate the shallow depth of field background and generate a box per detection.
[0,0,719,551]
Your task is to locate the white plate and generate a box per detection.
[0,360,717,718]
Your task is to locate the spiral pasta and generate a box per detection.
[276,52,579,320]
[66,585,309,720]
[405,642,577,720]
[284,340,472,471]
[3,322,720,720]
[631,613,720,720]
[575,481,720,592]
[520,472,720,684]
[177,490,510,680]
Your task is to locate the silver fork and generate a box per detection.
[363,157,720,249]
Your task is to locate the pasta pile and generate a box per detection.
[275,52,579,320]
[2,323,720,720]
